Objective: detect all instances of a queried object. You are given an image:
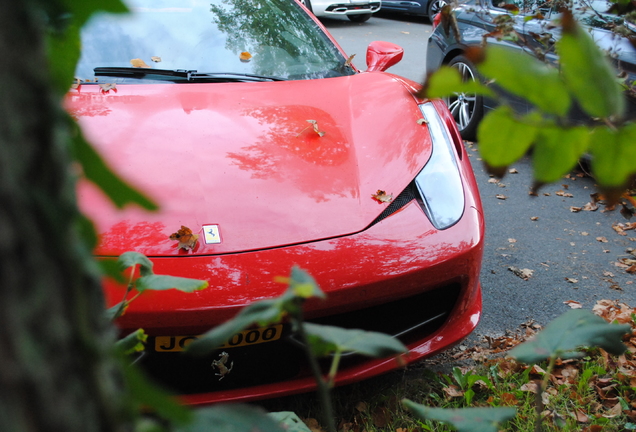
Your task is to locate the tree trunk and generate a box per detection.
[0,2,124,431]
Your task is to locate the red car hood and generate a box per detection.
[68,73,432,256]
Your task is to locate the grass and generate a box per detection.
[259,300,636,431]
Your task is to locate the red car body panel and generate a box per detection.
[70,74,433,256]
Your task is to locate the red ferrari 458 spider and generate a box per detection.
[67,0,484,405]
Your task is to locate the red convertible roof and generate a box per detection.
[69,73,432,256]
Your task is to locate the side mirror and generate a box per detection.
[365,41,404,72]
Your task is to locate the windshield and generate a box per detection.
[75,0,355,82]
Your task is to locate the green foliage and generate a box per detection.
[403,401,516,432]
[304,323,407,358]
[267,412,313,432]
[175,405,286,432]
[122,363,193,425]
[107,251,209,320]
[115,328,148,355]
[119,251,154,276]
[44,0,128,95]
[135,275,208,293]
[477,107,538,169]
[532,125,590,183]
[509,309,630,364]
[186,266,324,356]
[557,14,625,119]
[590,123,636,187]
[426,66,494,99]
[478,46,571,116]
[425,8,636,188]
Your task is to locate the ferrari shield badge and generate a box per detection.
[212,351,233,381]
[203,224,222,244]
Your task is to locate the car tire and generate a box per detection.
[427,0,447,19]
[348,13,372,22]
[445,56,483,141]
[299,0,313,13]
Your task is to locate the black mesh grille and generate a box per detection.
[369,182,419,226]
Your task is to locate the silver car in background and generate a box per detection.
[298,0,381,22]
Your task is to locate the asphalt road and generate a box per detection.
[323,13,636,340]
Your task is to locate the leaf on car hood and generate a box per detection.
[372,190,393,203]
[169,225,198,251]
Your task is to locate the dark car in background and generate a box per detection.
[382,0,447,18]
[426,0,636,139]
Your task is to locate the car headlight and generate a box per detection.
[415,102,465,230]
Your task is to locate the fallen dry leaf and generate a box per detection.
[344,54,356,67]
[297,119,325,137]
[556,190,574,198]
[99,83,116,92]
[531,216,539,221]
[509,168,519,174]
[239,51,252,62]
[151,56,161,62]
[416,118,428,125]
[574,409,590,423]
[169,225,198,251]
[488,178,499,184]
[565,277,579,284]
[130,58,151,68]
[583,201,599,211]
[303,418,325,432]
[496,194,507,200]
[509,266,533,280]
[597,236,608,243]
[508,238,517,243]
[564,300,582,308]
[372,190,393,203]
[570,206,582,212]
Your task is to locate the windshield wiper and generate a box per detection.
[94,67,196,79]
[93,67,287,82]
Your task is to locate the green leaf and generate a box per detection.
[304,323,407,357]
[105,302,124,321]
[136,275,209,293]
[268,412,312,432]
[479,45,571,116]
[426,66,494,99]
[98,258,127,284]
[590,124,636,187]
[532,126,590,183]
[118,251,154,276]
[287,266,325,300]
[557,19,625,118]
[115,328,147,355]
[187,267,324,356]
[185,299,285,356]
[123,363,192,425]
[61,0,129,28]
[48,21,81,96]
[76,213,98,250]
[509,309,630,364]
[69,120,158,210]
[477,107,539,168]
[176,405,284,432]
[403,400,516,432]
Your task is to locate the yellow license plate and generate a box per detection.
[154,324,283,352]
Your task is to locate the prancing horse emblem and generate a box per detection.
[212,351,234,381]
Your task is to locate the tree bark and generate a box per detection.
[0,2,124,431]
